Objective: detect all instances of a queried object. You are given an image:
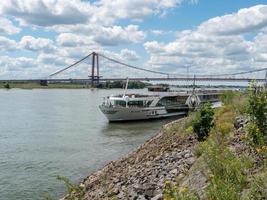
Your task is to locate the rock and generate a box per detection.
[181,170,207,198]
[69,119,199,200]
[234,116,249,129]
[186,157,196,165]
[170,168,178,175]
[151,193,163,200]
[184,152,192,158]
[136,195,146,200]
[113,187,120,195]
[128,189,138,199]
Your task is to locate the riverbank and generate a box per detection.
[0,82,92,89]
[61,89,266,200]
[0,80,150,89]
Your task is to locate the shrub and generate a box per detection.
[192,103,214,141]
[220,90,236,105]
[220,90,247,115]
[247,123,265,146]
[4,83,10,89]
[202,138,251,200]
[246,82,267,145]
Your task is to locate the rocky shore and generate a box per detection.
[68,118,198,200]
[62,115,265,200]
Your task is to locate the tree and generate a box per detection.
[193,102,215,141]
[247,82,267,145]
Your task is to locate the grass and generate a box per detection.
[198,102,252,200]
[165,90,266,200]
[247,171,267,199]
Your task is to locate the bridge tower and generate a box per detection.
[90,52,100,86]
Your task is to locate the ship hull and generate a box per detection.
[99,105,187,122]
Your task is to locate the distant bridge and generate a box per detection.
[1,52,267,85]
[1,77,266,83]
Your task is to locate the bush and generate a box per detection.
[220,90,236,105]
[246,82,267,145]
[247,123,265,146]
[201,138,251,200]
[192,103,215,141]
[4,83,10,89]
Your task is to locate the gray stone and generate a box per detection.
[170,168,178,175]
[184,152,192,158]
[151,193,163,200]
[136,195,147,200]
[186,157,196,165]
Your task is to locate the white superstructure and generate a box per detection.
[99,93,189,122]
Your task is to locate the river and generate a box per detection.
[0,89,174,200]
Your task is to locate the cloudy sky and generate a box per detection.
[0,0,267,79]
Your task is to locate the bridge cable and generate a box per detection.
[98,53,170,76]
[48,52,93,78]
[197,67,267,77]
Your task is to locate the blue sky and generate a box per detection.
[0,0,267,79]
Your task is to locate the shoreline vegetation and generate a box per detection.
[0,81,248,90]
[51,83,266,200]
[0,81,151,89]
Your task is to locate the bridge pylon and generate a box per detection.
[90,52,100,86]
[265,71,267,90]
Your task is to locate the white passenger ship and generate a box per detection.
[99,93,191,122]
[99,92,221,122]
[99,79,220,122]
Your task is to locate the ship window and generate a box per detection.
[114,100,126,107]
[156,96,184,106]
[128,100,144,107]
[146,100,153,107]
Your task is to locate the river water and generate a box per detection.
[0,89,174,200]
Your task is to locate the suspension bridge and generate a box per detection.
[1,52,267,86]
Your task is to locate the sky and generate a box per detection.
[1,0,267,79]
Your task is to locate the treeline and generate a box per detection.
[96,81,151,89]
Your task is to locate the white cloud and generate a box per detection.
[120,49,139,61]
[56,33,97,47]
[93,25,145,46]
[0,36,17,51]
[20,36,55,52]
[150,30,167,36]
[0,56,37,79]
[54,24,145,46]
[0,0,193,27]
[91,0,184,25]
[143,5,267,75]
[0,17,20,35]
[0,0,92,27]
[144,33,255,74]
[198,5,267,35]
[37,53,68,66]
[144,41,166,54]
